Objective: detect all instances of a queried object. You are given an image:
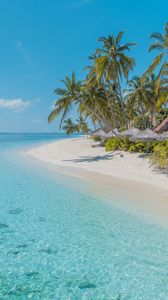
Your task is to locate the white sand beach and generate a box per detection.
[26,137,168,222]
[27,137,168,190]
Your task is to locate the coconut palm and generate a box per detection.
[48,27,168,138]
[144,72,168,127]
[125,76,148,129]
[94,32,136,127]
[147,22,168,74]
[126,73,168,128]
[95,32,136,82]
[48,72,114,131]
[76,115,90,134]
[48,72,81,127]
[62,118,78,136]
[79,82,114,130]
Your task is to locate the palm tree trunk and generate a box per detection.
[117,78,128,129]
[139,101,146,130]
[95,103,112,130]
[102,77,119,129]
[83,102,112,131]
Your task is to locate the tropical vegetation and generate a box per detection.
[48,23,168,168]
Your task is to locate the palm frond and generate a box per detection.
[116,31,124,44]
[149,43,165,52]
[144,53,164,76]
[150,32,164,42]
[48,108,60,124]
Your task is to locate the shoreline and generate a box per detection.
[25,137,168,223]
[26,137,168,190]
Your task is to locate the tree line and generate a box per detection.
[48,22,168,135]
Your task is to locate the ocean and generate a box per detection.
[0,133,168,299]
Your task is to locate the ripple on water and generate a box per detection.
[0,223,8,229]
[1,135,168,299]
[78,281,97,289]
[8,208,23,215]
[39,247,58,255]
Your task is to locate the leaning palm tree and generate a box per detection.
[48,72,113,131]
[79,82,114,130]
[146,22,168,74]
[48,72,81,127]
[62,118,78,136]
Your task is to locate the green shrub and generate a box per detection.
[105,137,161,154]
[105,137,131,151]
[105,137,120,151]
[91,136,102,142]
[129,140,159,153]
[151,140,168,169]
[105,136,168,169]
[129,142,146,153]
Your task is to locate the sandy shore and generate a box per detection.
[26,137,168,223]
[27,137,168,190]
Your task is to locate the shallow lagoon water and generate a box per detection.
[0,133,168,299]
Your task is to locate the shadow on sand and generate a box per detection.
[63,151,121,163]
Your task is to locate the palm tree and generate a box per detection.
[93,32,136,127]
[125,76,148,129]
[76,115,90,134]
[95,32,135,82]
[62,118,78,136]
[48,73,114,131]
[79,82,114,130]
[126,70,168,129]
[144,72,168,128]
[48,72,81,127]
[146,22,168,74]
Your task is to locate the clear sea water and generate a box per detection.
[0,133,168,300]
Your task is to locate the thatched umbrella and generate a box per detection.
[113,128,120,135]
[131,128,159,140]
[119,127,141,137]
[158,131,168,141]
[103,129,119,139]
[91,129,107,137]
[131,128,159,154]
[92,128,120,139]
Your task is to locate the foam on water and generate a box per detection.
[0,133,168,299]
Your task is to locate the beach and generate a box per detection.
[27,137,168,189]
[26,137,168,221]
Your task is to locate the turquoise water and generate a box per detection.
[0,134,168,299]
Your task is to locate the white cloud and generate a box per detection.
[0,98,31,112]
[16,40,30,61]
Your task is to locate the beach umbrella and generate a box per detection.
[158,131,168,141]
[91,129,107,137]
[103,130,118,138]
[92,128,120,139]
[131,128,159,141]
[119,127,141,137]
[131,128,159,154]
[103,131,115,138]
[113,128,120,135]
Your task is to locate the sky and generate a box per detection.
[0,0,167,133]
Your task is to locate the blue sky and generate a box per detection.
[0,0,167,132]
